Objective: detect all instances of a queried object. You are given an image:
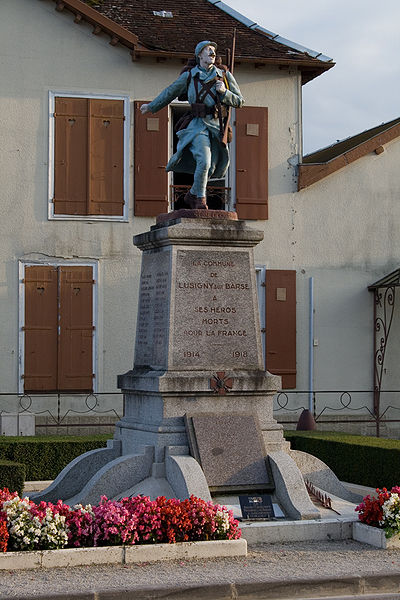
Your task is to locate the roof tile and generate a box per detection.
[80,0,333,82]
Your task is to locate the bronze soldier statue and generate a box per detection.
[141,41,243,209]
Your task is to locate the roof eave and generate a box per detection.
[368,268,400,290]
[51,0,334,80]
[207,0,334,65]
[53,0,138,52]
[133,46,334,74]
[298,120,400,190]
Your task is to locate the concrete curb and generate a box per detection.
[0,517,362,571]
[240,517,355,545]
[353,521,400,549]
[7,573,400,599]
[0,538,246,570]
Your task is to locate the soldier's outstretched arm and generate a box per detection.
[140,71,190,115]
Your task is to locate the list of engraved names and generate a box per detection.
[172,249,261,369]
[135,252,170,367]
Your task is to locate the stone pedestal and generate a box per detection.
[117,215,287,455]
[132,215,265,373]
[117,369,286,461]
[32,212,351,521]
[114,214,317,519]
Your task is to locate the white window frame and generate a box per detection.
[18,259,99,394]
[48,91,130,222]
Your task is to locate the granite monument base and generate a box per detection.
[113,368,320,520]
[31,214,358,521]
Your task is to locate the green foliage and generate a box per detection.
[0,460,26,496]
[0,435,109,481]
[285,430,400,488]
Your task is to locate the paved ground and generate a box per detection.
[3,539,400,600]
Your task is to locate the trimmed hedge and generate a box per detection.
[0,460,26,496]
[0,435,110,481]
[285,430,400,489]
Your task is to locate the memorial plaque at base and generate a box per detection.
[185,413,272,491]
[239,494,275,520]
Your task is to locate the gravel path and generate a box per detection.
[2,540,400,599]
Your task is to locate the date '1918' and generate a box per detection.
[233,351,248,358]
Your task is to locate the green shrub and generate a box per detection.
[0,460,26,495]
[285,430,400,489]
[0,435,109,481]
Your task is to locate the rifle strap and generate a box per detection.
[193,75,217,104]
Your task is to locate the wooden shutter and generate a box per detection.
[134,101,169,216]
[235,106,268,220]
[58,266,94,391]
[54,97,124,216]
[88,99,124,216]
[265,270,296,389]
[24,265,94,392]
[24,266,58,392]
[54,97,88,215]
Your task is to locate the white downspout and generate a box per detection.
[309,276,314,412]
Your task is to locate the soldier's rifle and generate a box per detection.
[220,29,236,146]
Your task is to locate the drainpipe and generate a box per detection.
[296,276,316,430]
[309,276,314,412]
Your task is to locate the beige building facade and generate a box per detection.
[2,0,399,436]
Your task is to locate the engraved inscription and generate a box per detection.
[134,251,170,368]
[172,249,262,369]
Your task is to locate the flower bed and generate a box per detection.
[355,486,400,541]
[0,488,240,553]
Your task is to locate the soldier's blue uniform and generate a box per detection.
[146,48,243,202]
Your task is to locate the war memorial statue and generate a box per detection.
[29,40,361,527]
[140,40,243,210]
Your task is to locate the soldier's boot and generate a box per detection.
[184,191,208,210]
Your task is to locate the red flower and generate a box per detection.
[0,521,8,553]
[356,488,391,527]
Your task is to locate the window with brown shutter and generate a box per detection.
[51,94,127,220]
[24,266,59,392]
[58,267,94,391]
[235,106,268,220]
[23,265,94,393]
[265,270,296,389]
[132,103,268,218]
[134,101,169,217]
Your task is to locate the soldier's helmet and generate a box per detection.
[194,41,217,60]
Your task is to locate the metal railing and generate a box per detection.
[170,184,231,210]
[0,392,123,429]
[2,389,400,437]
[274,389,400,437]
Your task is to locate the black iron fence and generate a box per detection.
[275,389,400,437]
[2,390,400,437]
[0,392,123,430]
